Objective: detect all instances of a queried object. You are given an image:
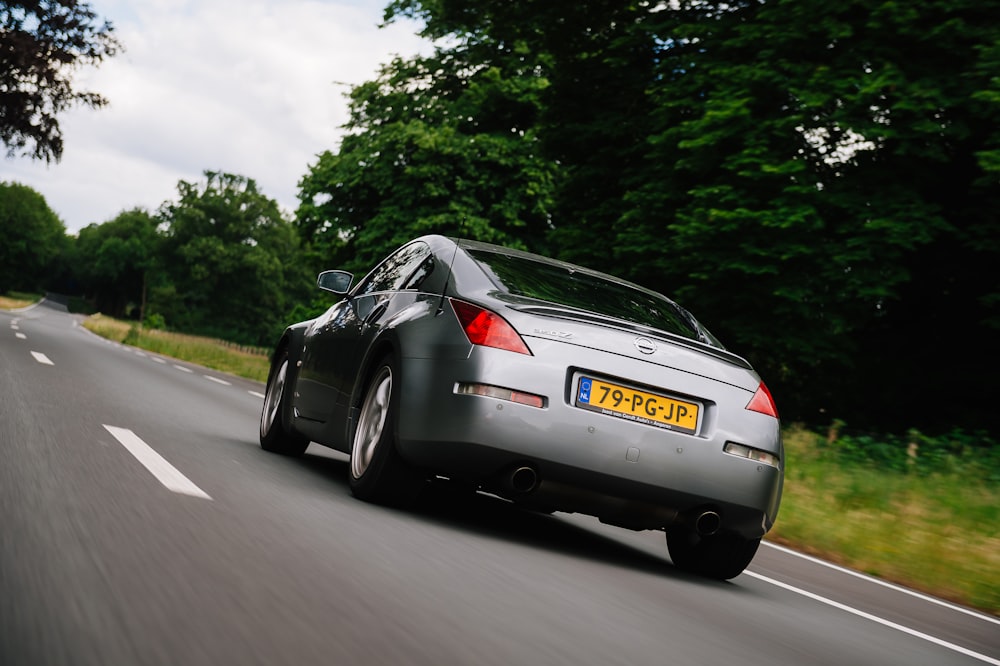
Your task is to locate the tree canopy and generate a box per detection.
[5,1,995,434]
[0,0,121,162]
[154,171,311,345]
[297,44,558,274]
[0,180,66,293]
[75,208,159,319]
[295,0,999,432]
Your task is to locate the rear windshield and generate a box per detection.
[467,249,715,344]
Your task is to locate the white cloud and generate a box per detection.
[2,0,429,234]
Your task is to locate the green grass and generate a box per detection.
[83,314,270,382]
[771,427,999,614]
[0,292,43,310]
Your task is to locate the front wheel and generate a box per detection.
[260,347,309,456]
[666,529,761,580]
[348,356,424,505]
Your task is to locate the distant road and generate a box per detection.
[2,300,997,666]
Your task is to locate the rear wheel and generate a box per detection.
[260,347,309,456]
[666,529,761,580]
[349,356,424,505]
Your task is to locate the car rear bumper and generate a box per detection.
[395,346,783,538]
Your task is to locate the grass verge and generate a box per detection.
[770,427,999,614]
[83,314,270,382]
[0,292,43,310]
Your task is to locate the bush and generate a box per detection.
[820,423,999,481]
[145,312,167,330]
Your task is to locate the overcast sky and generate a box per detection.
[3,0,430,235]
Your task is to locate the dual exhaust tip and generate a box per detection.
[508,465,540,494]
[692,509,721,536]
[504,465,722,536]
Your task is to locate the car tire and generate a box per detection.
[349,356,425,506]
[666,529,761,580]
[260,347,309,456]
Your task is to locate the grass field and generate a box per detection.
[770,427,998,613]
[8,303,995,616]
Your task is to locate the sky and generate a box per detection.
[3,0,430,235]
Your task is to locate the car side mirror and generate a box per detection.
[317,270,353,295]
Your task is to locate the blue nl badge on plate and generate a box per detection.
[577,377,592,404]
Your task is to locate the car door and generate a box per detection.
[297,241,435,447]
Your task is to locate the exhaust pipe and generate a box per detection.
[694,510,721,536]
[507,466,540,494]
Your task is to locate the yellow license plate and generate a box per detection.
[576,376,699,434]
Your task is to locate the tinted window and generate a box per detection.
[467,249,711,343]
[355,242,433,296]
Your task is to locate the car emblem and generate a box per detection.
[634,337,657,354]
[534,328,573,339]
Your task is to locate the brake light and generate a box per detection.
[746,382,778,418]
[450,299,531,355]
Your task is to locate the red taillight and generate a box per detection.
[746,382,779,418]
[450,299,531,355]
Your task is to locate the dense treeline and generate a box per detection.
[300,0,999,432]
[3,0,998,435]
[2,173,312,346]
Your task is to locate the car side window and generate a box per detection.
[401,255,435,291]
[355,242,433,296]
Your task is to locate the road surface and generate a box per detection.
[2,300,997,665]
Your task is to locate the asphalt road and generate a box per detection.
[2,300,998,666]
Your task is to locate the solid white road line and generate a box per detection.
[248,391,266,399]
[762,541,1000,625]
[743,571,1000,666]
[15,332,26,340]
[30,351,53,365]
[204,375,231,386]
[102,425,212,500]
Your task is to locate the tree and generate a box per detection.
[75,208,159,319]
[1,1,121,162]
[622,0,1000,427]
[384,0,1000,432]
[297,41,557,274]
[0,180,67,293]
[155,171,310,345]
[385,0,655,269]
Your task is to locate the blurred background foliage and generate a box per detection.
[2,0,998,437]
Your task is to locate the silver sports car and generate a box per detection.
[260,235,782,579]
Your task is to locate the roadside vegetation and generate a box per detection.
[82,314,270,382]
[772,427,999,614]
[58,311,1000,616]
[0,291,42,310]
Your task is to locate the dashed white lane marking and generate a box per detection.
[102,425,212,500]
[10,324,18,330]
[152,357,166,364]
[204,375,231,386]
[173,365,193,373]
[15,332,26,340]
[135,351,147,357]
[30,351,53,365]
[248,391,266,399]
[743,571,1000,666]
